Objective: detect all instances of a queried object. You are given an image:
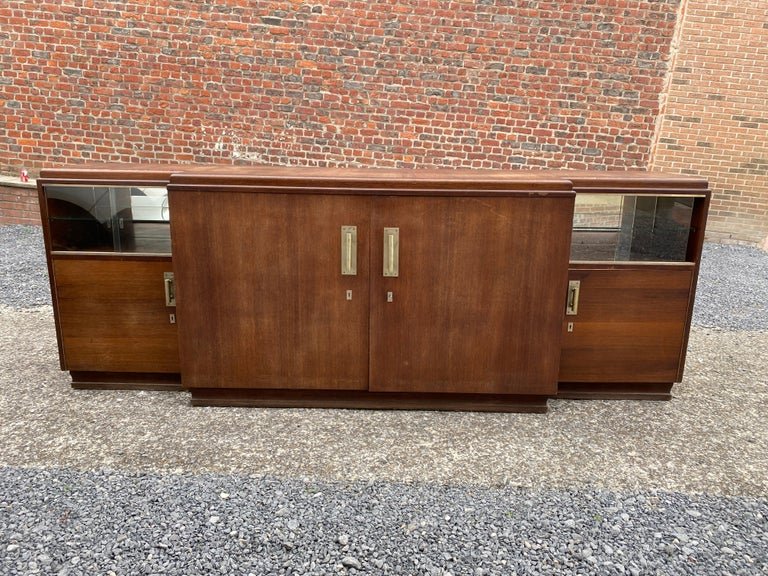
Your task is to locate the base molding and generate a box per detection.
[70,371,182,391]
[190,388,549,413]
[556,382,673,401]
[65,374,675,406]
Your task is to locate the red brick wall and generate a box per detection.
[0,183,39,225]
[0,0,678,176]
[649,0,768,247]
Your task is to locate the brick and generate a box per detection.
[650,0,768,246]
[0,0,726,218]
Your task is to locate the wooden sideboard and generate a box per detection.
[37,165,710,411]
[38,165,182,390]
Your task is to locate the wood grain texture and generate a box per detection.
[190,388,549,413]
[37,181,66,369]
[557,172,709,191]
[39,164,179,185]
[169,166,707,193]
[53,257,179,373]
[556,382,672,400]
[36,164,712,411]
[558,267,694,383]
[678,193,711,381]
[38,164,708,195]
[370,195,573,395]
[37,169,179,375]
[169,166,573,192]
[171,192,371,390]
[70,371,181,391]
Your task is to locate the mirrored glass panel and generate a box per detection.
[45,185,171,253]
[571,194,694,262]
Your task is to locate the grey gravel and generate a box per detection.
[0,467,766,576]
[694,243,768,330]
[2,224,768,574]
[0,225,50,309]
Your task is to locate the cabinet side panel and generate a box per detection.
[370,195,573,395]
[53,258,179,373]
[170,191,370,390]
[558,268,693,383]
[38,183,66,369]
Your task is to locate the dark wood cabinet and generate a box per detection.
[368,195,571,396]
[37,165,710,411]
[558,266,694,398]
[37,165,181,390]
[53,257,180,375]
[555,171,710,400]
[171,192,372,391]
[167,172,575,410]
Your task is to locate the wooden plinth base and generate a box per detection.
[67,375,675,406]
[70,371,182,391]
[556,382,673,401]
[190,388,549,413]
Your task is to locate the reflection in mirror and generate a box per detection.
[571,195,694,262]
[130,187,170,222]
[45,185,171,254]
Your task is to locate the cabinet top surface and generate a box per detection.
[38,164,709,191]
[39,163,187,183]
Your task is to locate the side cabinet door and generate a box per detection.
[171,192,371,390]
[369,195,573,395]
[558,267,694,383]
[53,258,179,373]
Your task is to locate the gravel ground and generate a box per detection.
[1,468,766,576]
[1,224,767,575]
[694,243,768,331]
[0,226,49,309]
[1,305,766,496]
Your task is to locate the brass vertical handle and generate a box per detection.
[341,226,357,275]
[565,280,580,315]
[383,228,399,277]
[164,272,176,307]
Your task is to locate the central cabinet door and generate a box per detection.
[173,192,371,390]
[173,188,572,397]
[369,196,572,395]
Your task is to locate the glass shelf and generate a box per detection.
[44,185,171,254]
[571,194,695,262]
